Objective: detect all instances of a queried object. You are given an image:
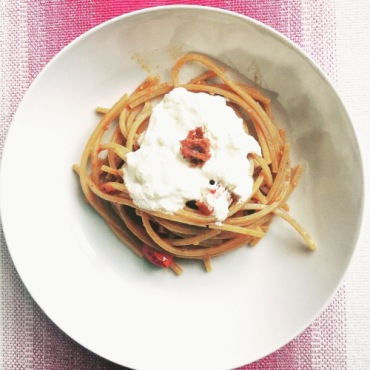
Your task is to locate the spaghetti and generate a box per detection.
[73,53,317,275]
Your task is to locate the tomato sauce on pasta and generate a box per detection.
[73,53,316,275]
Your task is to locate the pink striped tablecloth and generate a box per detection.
[0,1,369,369]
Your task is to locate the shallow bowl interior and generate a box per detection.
[0,6,363,370]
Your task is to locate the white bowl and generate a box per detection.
[0,5,364,370]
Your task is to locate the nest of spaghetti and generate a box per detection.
[73,53,316,275]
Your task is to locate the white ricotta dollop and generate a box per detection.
[123,87,261,222]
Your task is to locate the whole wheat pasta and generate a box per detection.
[73,53,316,275]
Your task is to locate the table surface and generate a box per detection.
[1,1,369,369]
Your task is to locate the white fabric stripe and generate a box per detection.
[0,1,30,154]
[300,0,337,81]
[0,0,35,369]
[0,0,10,365]
[300,2,348,368]
[335,1,370,369]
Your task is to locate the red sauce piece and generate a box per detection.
[142,244,173,268]
[195,201,213,216]
[180,127,211,167]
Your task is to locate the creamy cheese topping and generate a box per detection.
[123,87,261,222]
